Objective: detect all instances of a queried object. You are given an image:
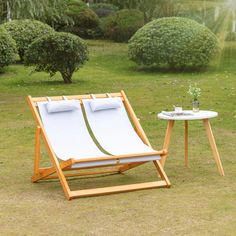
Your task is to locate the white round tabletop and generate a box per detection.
[157,110,218,121]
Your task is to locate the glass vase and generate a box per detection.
[192,100,200,112]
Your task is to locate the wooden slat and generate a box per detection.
[72,150,167,164]
[42,168,120,180]
[31,93,123,103]
[31,159,73,182]
[69,181,167,199]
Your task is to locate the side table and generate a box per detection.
[157,110,224,176]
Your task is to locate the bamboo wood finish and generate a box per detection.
[69,181,167,199]
[121,90,151,147]
[118,90,168,172]
[203,119,225,176]
[161,117,224,176]
[32,159,73,182]
[31,93,123,104]
[160,120,175,167]
[34,126,41,175]
[71,150,167,164]
[28,96,72,200]
[27,91,170,200]
[153,160,171,187]
[41,168,120,180]
[184,121,188,167]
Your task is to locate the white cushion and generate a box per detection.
[89,98,121,112]
[46,100,79,113]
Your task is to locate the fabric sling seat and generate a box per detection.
[37,100,116,168]
[82,97,162,164]
[27,91,170,200]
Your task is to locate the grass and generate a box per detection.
[0,40,236,236]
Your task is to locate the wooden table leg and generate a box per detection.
[161,120,175,167]
[203,119,225,176]
[184,120,188,167]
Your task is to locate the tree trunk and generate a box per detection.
[143,11,148,23]
[232,11,236,32]
[61,71,73,84]
[6,1,12,21]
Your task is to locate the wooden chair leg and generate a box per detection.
[32,159,73,182]
[153,160,171,186]
[68,160,170,199]
[184,120,188,167]
[203,119,225,176]
[161,120,175,167]
[34,126,41,175]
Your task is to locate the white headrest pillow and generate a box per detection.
[89,98,121,112]
[46,100,79,113]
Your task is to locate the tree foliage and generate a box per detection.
[0,0,70,26]
[3,19,54,61]
[24,32,89,83]
[128,17,220,70]
[102,9,144,42]
[0,27,16,69]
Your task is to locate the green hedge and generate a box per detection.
[225,31,236,41]
[24,32,88,83]
[90,3,118,18]
[2,20,54,61]
[59,0,99,38]
[66,0,99,29]
[0,28,17,69]
[128,17,220,70]
[102,9,144,42]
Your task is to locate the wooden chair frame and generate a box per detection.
[27,90,170,200]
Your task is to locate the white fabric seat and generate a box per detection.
[37,99,160,169]
[38,101,115,168]
[82,98,161,161]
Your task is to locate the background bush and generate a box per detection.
[102,9,144,42]
[225,31,236,41]
[128,17,220,70]
[24,32,88,83]
[59,0,99,38]
[0,27,17,70]
[90,3,119,18]
[2,19,54,61]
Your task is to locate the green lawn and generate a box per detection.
[0,40,236,236]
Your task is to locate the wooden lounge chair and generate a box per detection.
[27,91,170,200]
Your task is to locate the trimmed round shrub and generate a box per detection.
[2,19,54,61]
[0,27,17,69]
[102,9,144,42]
[59,0,99,38]
[90,3,118,18]
[66,0,99,29]
[24,32,88,84]
[128,17,220,70]
[225,31,236,41]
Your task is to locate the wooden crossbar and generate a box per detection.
[71,150,167,164]
[69,181,168,199]
[27,90,170,200]
[31,93,123,103]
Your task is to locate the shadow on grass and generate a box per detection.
[129,65,209,74]
[39,172,122,183]
[10,78,88,87]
